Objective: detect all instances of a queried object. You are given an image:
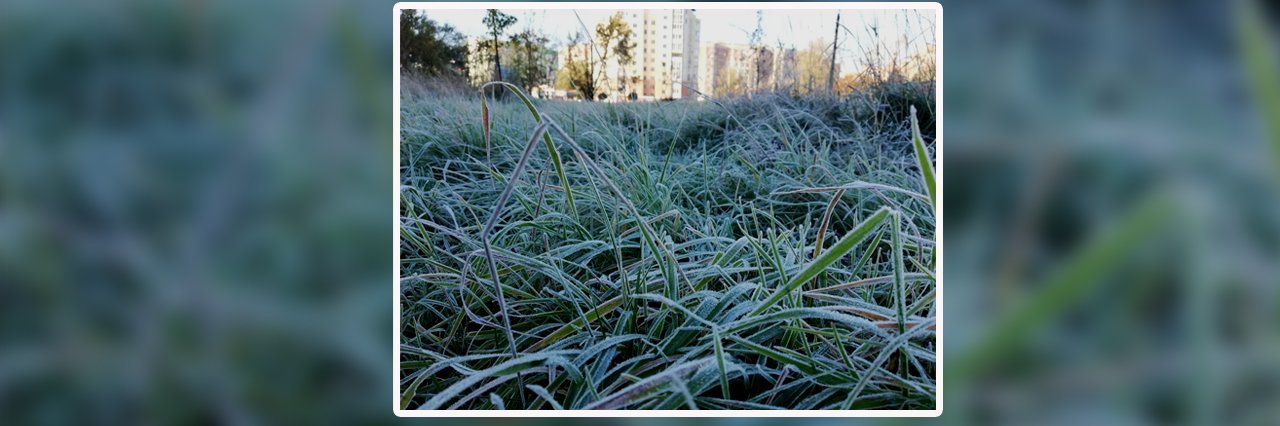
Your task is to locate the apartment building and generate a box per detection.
[697,42,798,97]
[620,9,700,100]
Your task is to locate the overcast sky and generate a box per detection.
[419,8,937,70]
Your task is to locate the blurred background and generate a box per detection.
[1,0,1278,425]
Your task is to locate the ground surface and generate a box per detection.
[399,87,937,410]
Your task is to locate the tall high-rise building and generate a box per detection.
[619,10,699,100]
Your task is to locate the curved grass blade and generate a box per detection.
[806,273,930,294]
[489,393,505,410]
[544,120,695,295]
[750,207,892,316]
[583,357,715,409]
[773,182,929,205]
[841,319,935,408]
[723,307,886,337]
[814,188,846,261]
[479,120,553,407]
[527,384,565,410]
[418,350,579,410]
[480,81,578,218]
[726,335,822,377]
[956,191,1175,380]
[400,370,430,410]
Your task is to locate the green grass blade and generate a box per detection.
[713,331,730,398]
[526,384,565,410]
[909,105,936,206]
[400,371,430,410]
[726,335,821,376]
[750,207,892,316]
[480,81,579,219]
[583,358,715,409]
[418,351,579,410]
[527,295,624,351]
[956,191,1175,380]
[478,120,553,408]
[1236,0,1280,169]
[723,307,885,336]
[891,210,908,376]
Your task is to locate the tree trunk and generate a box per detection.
[523,44,531,90]
[493,34,501,82]
[827,12,840,93]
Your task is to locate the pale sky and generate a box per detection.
[419,8,937,71]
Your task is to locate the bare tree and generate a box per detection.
[557,31,599,100]
[748,10,766,94]
[482,10,517,82]
[594,12,635,99]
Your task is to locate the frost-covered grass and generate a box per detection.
[399,83,937,410]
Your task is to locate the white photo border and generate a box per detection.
[393,2,943,417]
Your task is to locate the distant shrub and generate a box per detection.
[400,72,471,99]
[864,81,935,141]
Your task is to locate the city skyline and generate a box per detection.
[424,8,936,74]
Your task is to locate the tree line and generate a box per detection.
[399,10,557,94]
[400,9,936,101]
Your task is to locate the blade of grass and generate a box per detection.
[418,350,579,410]
[583,358,715,410]
[527,295,625,351]
[813,188,846,262]
[481,81,579,219]
[956,191,1174,380]
[479,120,553,408]
[713,331,730,399]
[891,210,908,377]
[909,105,936,206]
[526,384,565,410]
[1237,0,1280,170]
[750,207,892,316]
